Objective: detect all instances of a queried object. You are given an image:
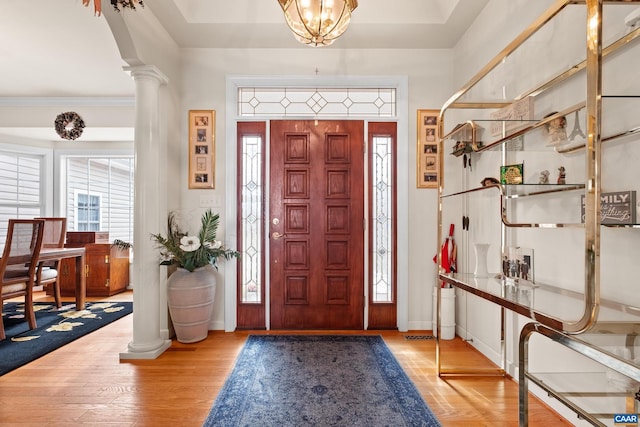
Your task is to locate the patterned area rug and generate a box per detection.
[203,335,441,427]
[0,301,132,376]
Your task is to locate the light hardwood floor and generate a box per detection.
[0,291,572,426]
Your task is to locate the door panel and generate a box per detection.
[270,120,364,329]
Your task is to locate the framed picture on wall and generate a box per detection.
[417,109,439,188]
[189,110,215,189]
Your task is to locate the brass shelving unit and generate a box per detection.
[435,1,640,425]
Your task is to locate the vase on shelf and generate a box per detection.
[473,243,490,278]
[166,264,217,343]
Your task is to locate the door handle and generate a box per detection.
[271,232,286,240]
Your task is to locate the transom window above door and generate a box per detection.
[238,88,396,118]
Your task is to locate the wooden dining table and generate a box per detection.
[38,247,86,310]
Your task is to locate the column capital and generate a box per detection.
[123,65,169,85]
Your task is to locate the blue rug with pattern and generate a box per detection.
[203,335,441,427]
[0,301,132,376]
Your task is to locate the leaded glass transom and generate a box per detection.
[239,88,396,118]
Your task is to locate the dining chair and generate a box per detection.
[0,219,45,340]
[34,217,67,308]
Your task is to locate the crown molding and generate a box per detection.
[0,97,135,107]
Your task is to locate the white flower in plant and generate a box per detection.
[205,240,222,250]
[151,210,239,272]
[180,235,201,252]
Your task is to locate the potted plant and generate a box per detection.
[151,209,239,343]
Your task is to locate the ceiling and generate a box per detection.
[0,0,488,141]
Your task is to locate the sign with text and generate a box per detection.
[613,414,638,425]
[581,191,636,225]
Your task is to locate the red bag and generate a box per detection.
[433,224,457,287]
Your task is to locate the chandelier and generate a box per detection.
[82,0,143,16]
[277,0,358,47]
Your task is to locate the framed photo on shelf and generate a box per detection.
[502,246,534,283]
[188,110,215,189]
[500,162,524,184]
[417,109,439,188]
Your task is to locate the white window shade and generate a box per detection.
[0,152,42,244]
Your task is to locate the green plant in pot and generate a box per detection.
[151,209,239,343]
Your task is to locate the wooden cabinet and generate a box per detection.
[57,244,129,297]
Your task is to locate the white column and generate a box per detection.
[120,65,171,360]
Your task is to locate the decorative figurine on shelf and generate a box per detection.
[538,170,550,184]
[481,177,500,187]
[502,255,510,277]
[557,166,566,184]
[453,141,462,152]
[568,110,586,141]
[544,112,568,145]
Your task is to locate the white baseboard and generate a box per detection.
[119,339,171,360]
[406,320,433,331]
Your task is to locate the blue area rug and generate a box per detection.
[0,301,132,376]
[203,335,441,427]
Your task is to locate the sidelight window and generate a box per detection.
[371,135,394,302]
[240,134,264,303]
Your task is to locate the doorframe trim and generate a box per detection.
[225,75,409,332]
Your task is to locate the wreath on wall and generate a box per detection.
[54,112,85,141]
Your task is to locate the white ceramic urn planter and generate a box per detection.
[166,264,217,343]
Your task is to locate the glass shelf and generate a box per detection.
[451,6,640,107]
[441,183,585,199]
[439,272,640,332]
[503,184,585,197]
[479,103,585,152]
[445,97,640,157]
[443,121,483,157]
[521,323,640,426]
[604,223,640,228]
[528,371,639,427]
[522,324,640,426]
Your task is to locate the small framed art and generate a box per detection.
[500,163,524,184]
[189,110,215,189]
[417,109,439,188]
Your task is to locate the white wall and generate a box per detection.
[179,47,455,329]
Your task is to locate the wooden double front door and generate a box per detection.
[269,120,364,329]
